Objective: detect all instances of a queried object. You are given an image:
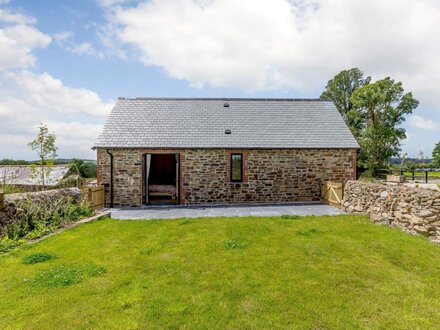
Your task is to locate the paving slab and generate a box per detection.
[109,203,345,220]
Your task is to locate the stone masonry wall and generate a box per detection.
[0,188,81,226]
[97,148,356,206]
[342,181,440,243]
[184,149,356,204]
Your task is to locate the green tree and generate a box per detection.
[320,68,371,137]
[28,124,58,189]
[69,159,97,179]
[350,77,419,176]
[433,141,440,168]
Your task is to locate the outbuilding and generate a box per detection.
[94,98,359,206]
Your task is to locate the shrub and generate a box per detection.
[23,252,56,264]
[0,236,23,253]
[0,196,93,252]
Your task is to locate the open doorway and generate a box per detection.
[144,153,179,205]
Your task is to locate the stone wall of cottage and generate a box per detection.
[342,181,440,243]
[97,148,356,206]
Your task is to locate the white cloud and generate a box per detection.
[0,8,113,160]
[0,71,113,159]
[106,0,440,103]
[409,115,440,131]
[3,71,113,118]
[96,0,132,7]
[0,24,51,70]
[46,121,104,157]
[54,31,105,58]
[53,31,74,42]
[0,9,36,24]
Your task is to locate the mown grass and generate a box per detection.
[1,215,440,329]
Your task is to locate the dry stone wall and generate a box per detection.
[0,188,81,226]
[342,181,440,243]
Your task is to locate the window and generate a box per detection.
[230,154,243,182]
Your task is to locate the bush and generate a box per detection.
[0,196,93,252]
[23,252,56,264]
[0,236,23,253]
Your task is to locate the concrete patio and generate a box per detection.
[109,202,345,220]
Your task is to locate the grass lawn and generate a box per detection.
[1,215,440,329]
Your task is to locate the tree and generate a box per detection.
[320,68,371,137]
[69,159,97,179]
[350,78,419,176]
[433,141,440,168]
[28,124,58,189]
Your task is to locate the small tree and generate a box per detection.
[28,124,58,189]
[433,141,440,168]
[350,77,419,176]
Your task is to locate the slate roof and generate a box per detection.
[95,98,359,149]
[0,165,70,186]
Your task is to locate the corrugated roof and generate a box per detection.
[0,165,70,186]
[95,98,359,149]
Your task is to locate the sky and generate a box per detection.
[0,0,439,160]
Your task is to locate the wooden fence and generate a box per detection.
[321,181,344,207]
[378,168,440,183]
[80,185,105,211]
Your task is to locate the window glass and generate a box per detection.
[231,154,243,182]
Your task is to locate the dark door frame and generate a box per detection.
[142,153,180,205]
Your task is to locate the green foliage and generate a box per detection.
[322,69,419,177]
[30,263,105,287]
[28,124,58,189]
[281,214,301,220]
[178,218,193,225]
[222,238,246,250]
[351,77,419,176]
[0,159,32,165]
[0,183,23,195]
[0,196,93,252]
[320,68,371,137]
[0,236,23,253]
[69,159,97,179]
[433,141,440,168]
[22,252,56,264]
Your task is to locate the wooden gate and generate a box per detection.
[321,181,344,207]
[81,185,105,210]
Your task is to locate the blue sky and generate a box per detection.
[0,0,439,160]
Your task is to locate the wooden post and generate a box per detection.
[425,170,428,184]
[0,192,4,211]
[412,170,415,181]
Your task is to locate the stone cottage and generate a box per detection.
[94,98,359,207]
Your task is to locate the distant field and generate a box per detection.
[403,171,440,178]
